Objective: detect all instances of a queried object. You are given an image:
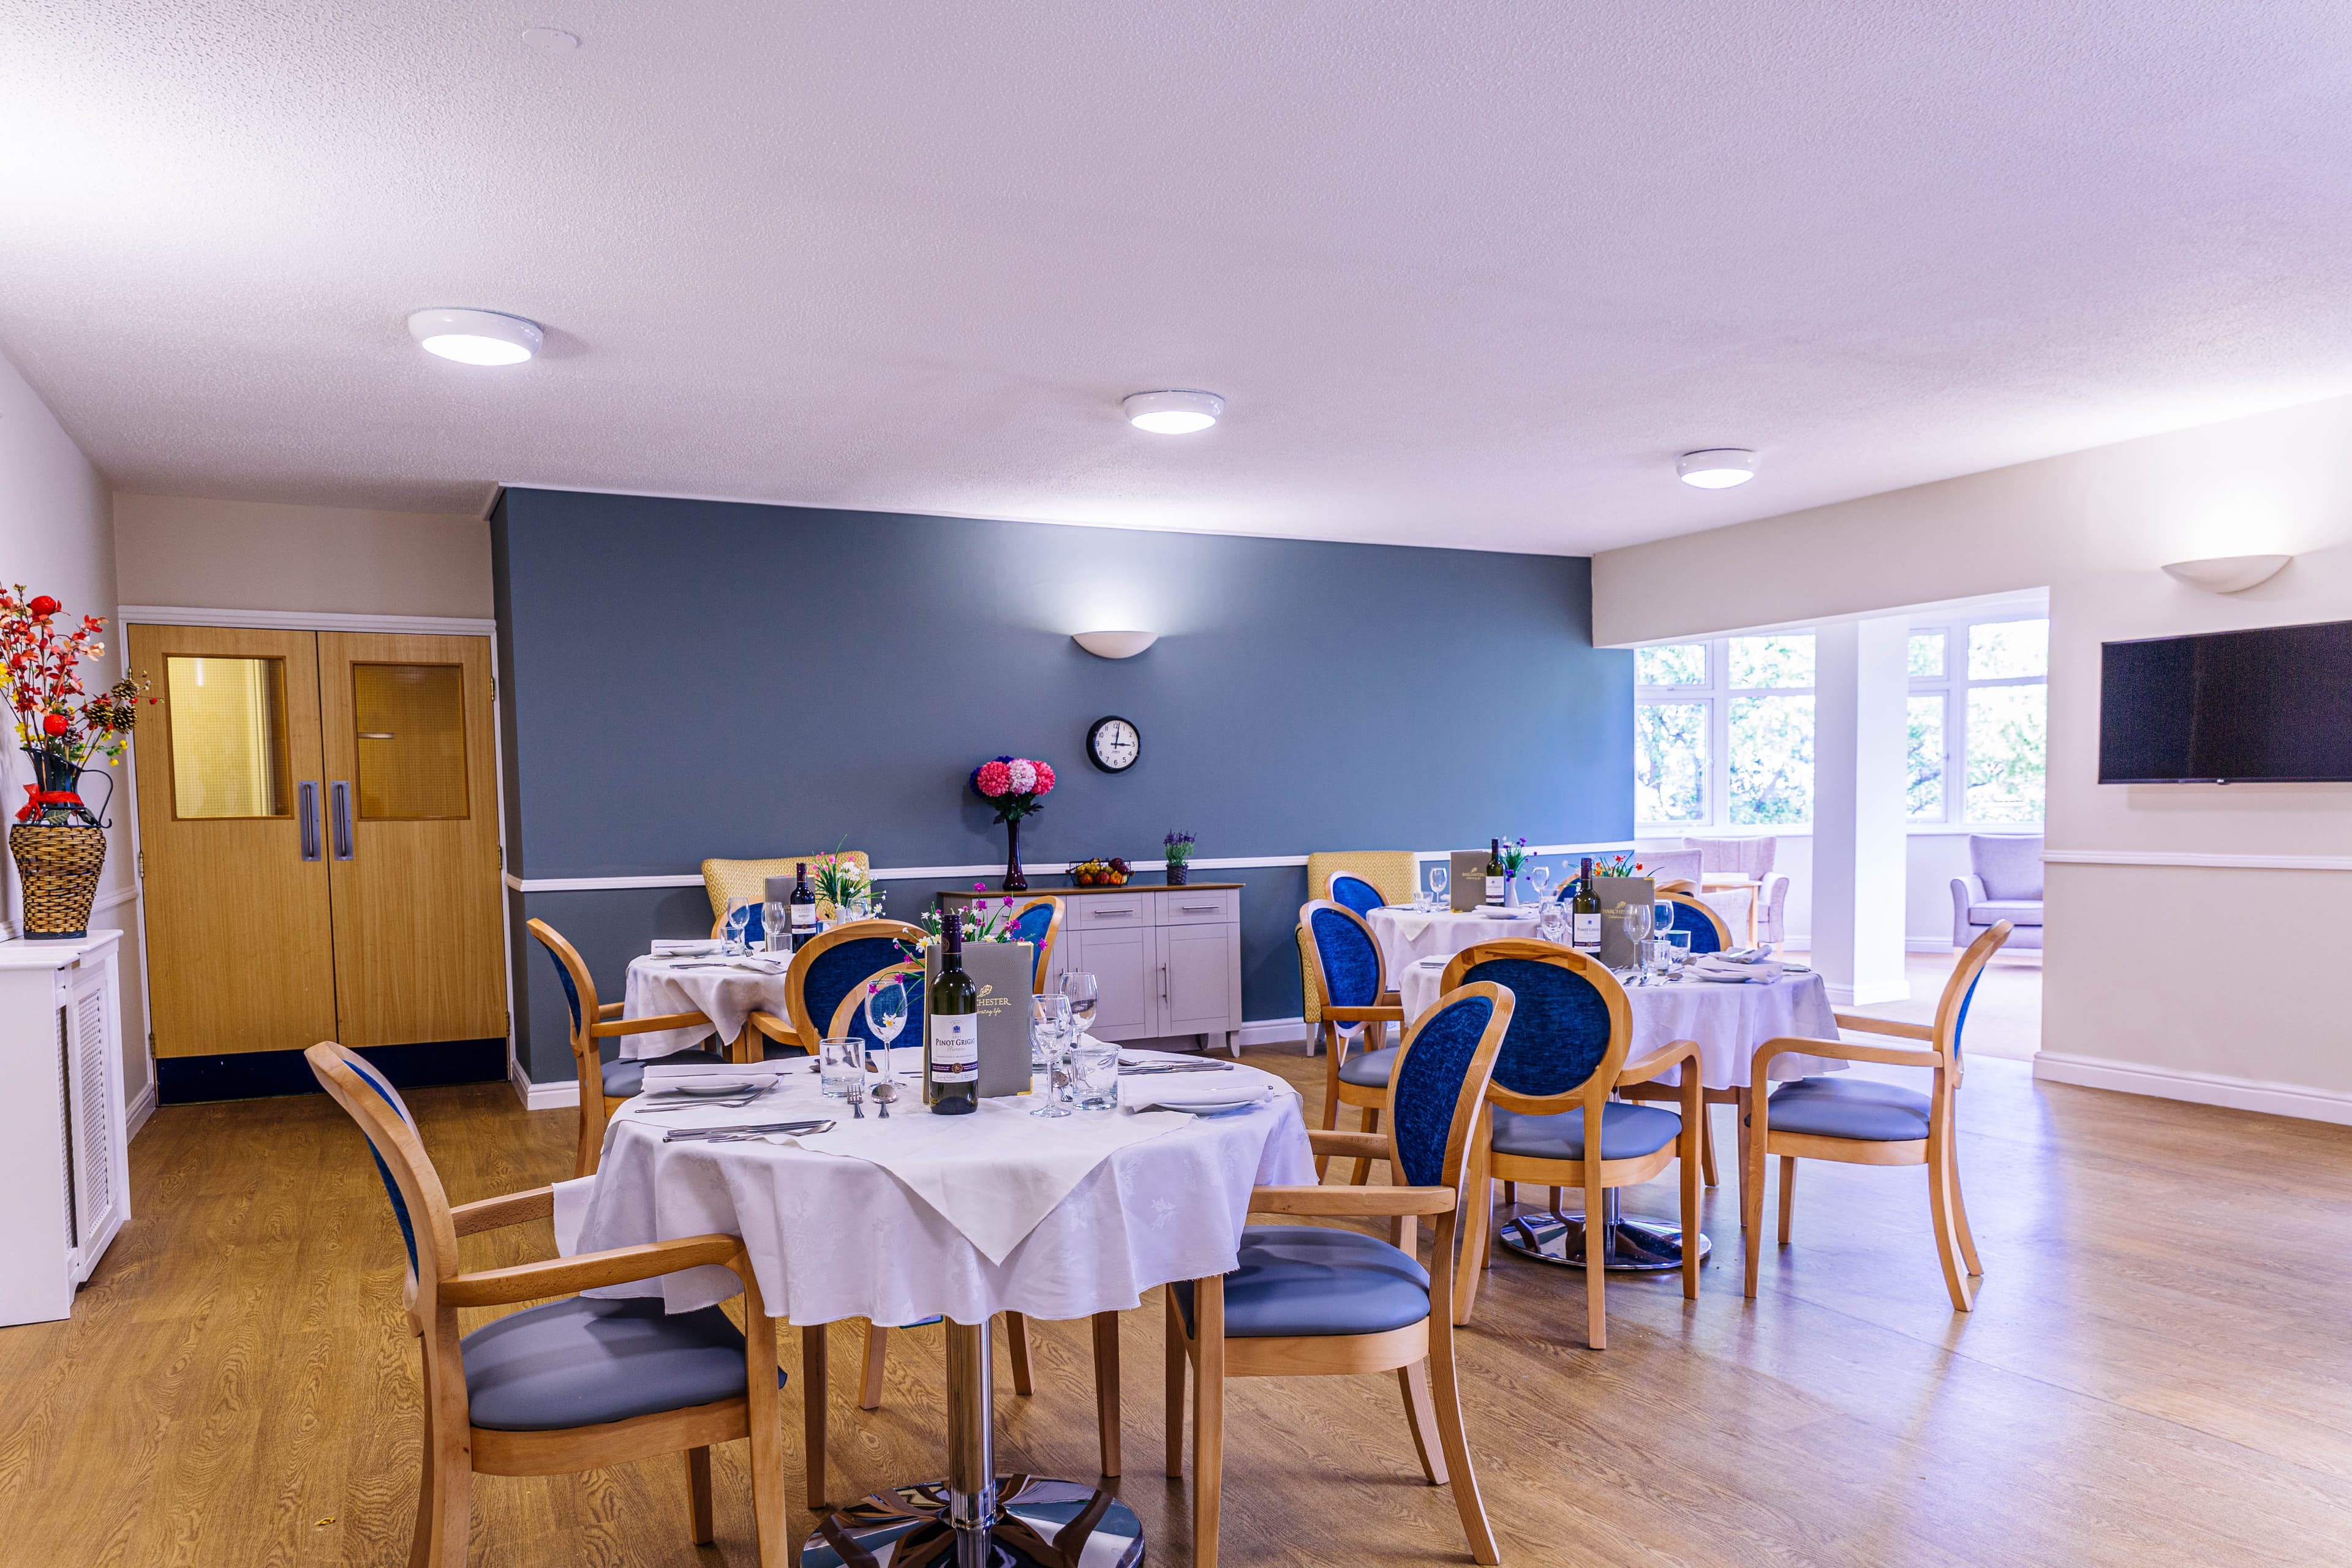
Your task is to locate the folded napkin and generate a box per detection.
[1120,1078,1280,1115]
[1691,955,1784,983]
[652,939,723,957]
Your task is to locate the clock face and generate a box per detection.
[1087,715,1140,773]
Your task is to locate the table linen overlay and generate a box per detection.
[571,1050,1316,1326]
[620,953,792,1058]
[1366,906,1542,974]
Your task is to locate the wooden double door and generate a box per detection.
[126,625,507,1059]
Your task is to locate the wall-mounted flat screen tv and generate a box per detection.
[2100,618,2352,783]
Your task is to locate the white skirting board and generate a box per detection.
[507,1013,1319,1108]
[126,1077,158,1142]
[2034,1051,2352,1128]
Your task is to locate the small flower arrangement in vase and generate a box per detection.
[812,850,875,921]
[1498,836,1531,906]
[904,886,1022,953]
[1163,831,1197,886]
[0,589,150,938]
[1590,851,1646,880]
[970,755,1055,891]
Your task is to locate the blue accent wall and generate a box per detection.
[496,488,1630,1081]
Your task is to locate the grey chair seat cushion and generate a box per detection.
[601,1047,726,1099]
[1174,1226,1430,1339]
[462,1295,777,1431]
[1337,1044,1401,1088]
[1490,1101,1681,1163]
[1967,899,2043,927]
[1764,1076,1931,1143]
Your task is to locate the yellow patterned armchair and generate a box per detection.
[701,852,871,921]
[1295,851,1420,1039]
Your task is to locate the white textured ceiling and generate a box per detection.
[5,2,2352,554]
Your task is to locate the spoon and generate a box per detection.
[871,1079,898,1120]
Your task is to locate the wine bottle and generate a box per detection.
[1484,838,1505,907]
[925,910,980,1115]
[1572,856,1602,953]
[788,861,817,948]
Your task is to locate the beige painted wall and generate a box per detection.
[113,493,493,619]
[1595,392,2352,1117]
[0,349,150,1112]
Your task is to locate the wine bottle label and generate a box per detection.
[790,905,815,930]
[1573,913,1601,949]
[1485,876,1503,903]
[929,1016,978,1082]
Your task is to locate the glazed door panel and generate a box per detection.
[317,633,506,1047]
[126,625,337,1057]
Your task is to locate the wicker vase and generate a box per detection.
[10,823,107,939]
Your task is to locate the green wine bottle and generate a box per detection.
[1484,837,1505,907]
[1572,856,1602,953]
[925,910,980,1115]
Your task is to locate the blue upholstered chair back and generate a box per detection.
[829,963,929,1057]
[1389,986,1509,1190]
[801,934,913,1046]
[1452,954,1620,1102]
[1659,894,1727,956]
[309,1045,428,1281]
[545,940,586,1036]
[1329,873,1385,920]
[710,903,767,945]
[1303,901,1385,1011]
[1006,899,1059,990]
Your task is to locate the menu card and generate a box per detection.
[922,940,1036,1096]
[1596,877,1656,970]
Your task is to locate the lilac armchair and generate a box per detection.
[1951,835,2042,951]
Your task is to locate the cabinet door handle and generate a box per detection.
[1179,903,1219,913]
[330,781,355,861]
[297,781,322,862]
[1160,963,1169,1001]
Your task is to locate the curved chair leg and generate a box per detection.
[747,1281,790,1562]
[1742,1128,1767,1300]
[1679,1081,1703,1302]
[1776,1156,1796,1245]
[420,1323,473,1568]
[1585,1163,1609,1350]
[858,1322,888,1410]
[685,1447,715,1544]
[1427,1302,1500,1566]
[1090,1311,1121,1477]
[1189,1277,1226,1568]
[1452,1134,1491,1325]
[1004,1311,1034,1396]
[1397,1362,1447,1485]
[1929,1144,1975,1311]
[1162,1291,1185,1479]
[1351,1106,1381,1186]
[1950,1150,1983,1276]
[801,1322,829,1511]
[1698,1106,1719,1188]
[409,1358,439,1568]
[1316,1025,1343,1178]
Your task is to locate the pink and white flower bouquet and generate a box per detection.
[969,755,1055,823]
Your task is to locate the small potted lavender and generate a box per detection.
[1163,831,1197,886]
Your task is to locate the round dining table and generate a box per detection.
[572,1050,1315,1567]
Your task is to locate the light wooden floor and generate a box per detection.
[5,1045,2350,1567]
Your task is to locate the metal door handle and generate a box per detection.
[1180,904,1219,913]
[330,781,355,861]
[1160,964,1169,1001]
[297,781,322,861]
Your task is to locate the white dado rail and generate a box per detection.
[2043,850,2352,872]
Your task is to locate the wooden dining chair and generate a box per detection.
[1327,871,1386,920]
[1745,921,2011,1311]
[747,918,928,1057]
[306,1041,799,1566]
[1167,981,1513,1568]
[818,965,1125,1476]
[529,918,723,1177]
[1298,899,1407,1182]
[1005,896,1065,992]
[1437,941,1702,1346]
[1618,891,1737,1186]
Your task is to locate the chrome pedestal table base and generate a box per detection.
[1493,1191,1709,1273]
[802,1319,1145,1568]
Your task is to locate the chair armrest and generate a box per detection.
[1752,1035,1945,1079]
[1308,1130,1390,1162]
[1322,1005,1405,1025]
[1951,874,1986,908]
[1832,1011,1936,1042]
[1248,1185,1455,1217]
[1618,1039,1700,1087]
[592,1010,715,1038]
[440,1233,745,1309]
[746,1011,799,1040]
[597,1000,627,1019]
[451,1184,556,1237]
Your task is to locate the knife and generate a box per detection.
[662,1119,835,1143]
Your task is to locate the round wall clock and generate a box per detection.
[1086,715,1141,774]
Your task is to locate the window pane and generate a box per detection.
[353,663,469,820]
[1635,701,1707,822]
[1729,695,1813,824]
[1909,630,1945,679]
[1728,634,1815,690]
[1969,619,2048,679]
[1907,693,1946,819]
[166,656,290,820]
[1966,684,2046,823]
[1637,643,1708,686]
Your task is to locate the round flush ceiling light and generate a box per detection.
[407,308,543,366]
[1676,448,1758,489]
[1123,390,1224,434]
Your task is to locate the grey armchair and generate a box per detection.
[1951,835,2043,951]
[1757,873,1790,947]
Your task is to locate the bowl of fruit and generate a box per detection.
[1070,857,1131,888]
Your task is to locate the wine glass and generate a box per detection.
[1619,903,1653,984]
[1537,900,1568,945]
[1029,993,1074,1118]
[1428,865,1448,908]
[864,976,909,1080]
[1530,864,1551,900]
[723,895,755,956]
[763,899,790,953]
[1058,971,1100,1035]
[1650,901,1676,981]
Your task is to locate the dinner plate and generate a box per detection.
[1131,1091,1269,1115]
[644,1077,764,1097]
[1691,969,1754,984]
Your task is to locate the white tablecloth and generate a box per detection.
[572,1052,1317,1325]
[621,954,793,1058]
[1396,957,1844,1090]
[1366,906,1542,976]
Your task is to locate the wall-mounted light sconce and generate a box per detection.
[2162,554,2293,594]
[1072,630,1157,659]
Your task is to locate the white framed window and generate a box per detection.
[1908,615,2047,826]
[1636,634,1815,831]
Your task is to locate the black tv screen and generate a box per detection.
[2100,619,2352,783]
